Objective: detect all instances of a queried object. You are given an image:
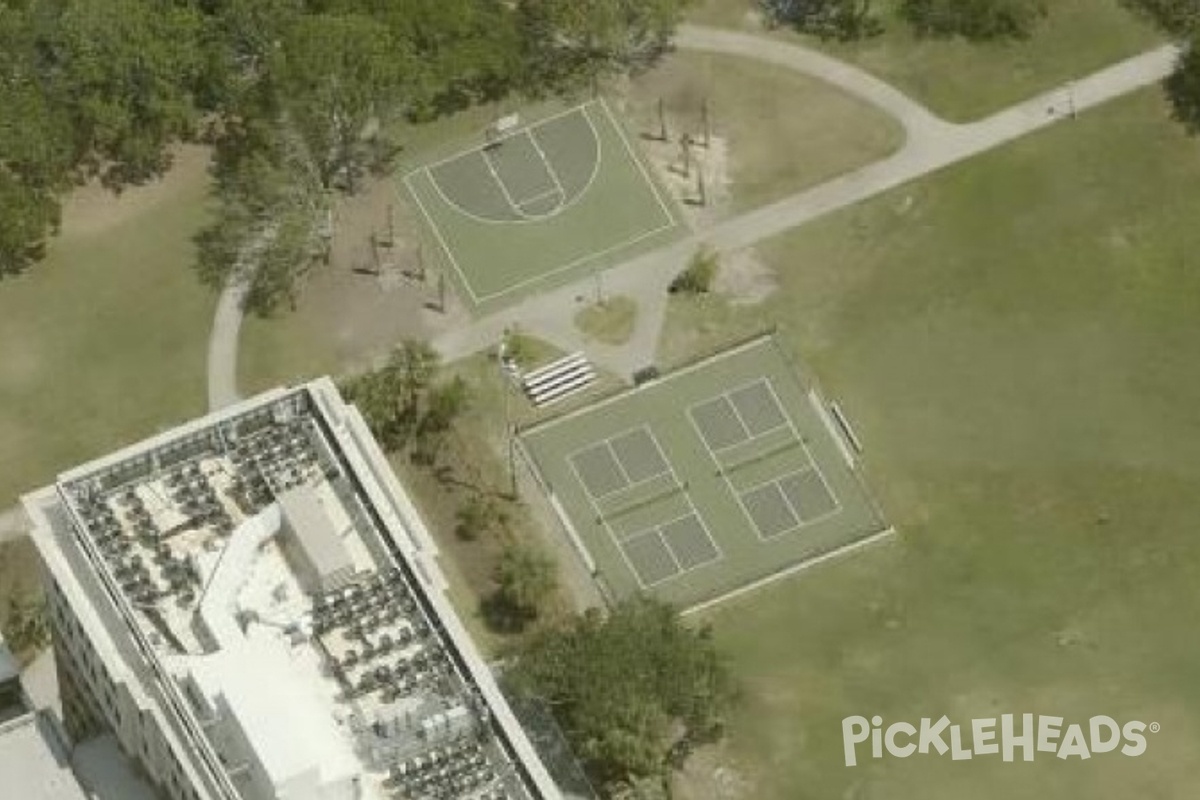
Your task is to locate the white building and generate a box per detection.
[0,632,91,800]
[23,379,562,800]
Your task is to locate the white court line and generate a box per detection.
[725,377,791,443]
[597,96,677,230]
[649,428,725,570]
[567,451,654,591]
[411,101,678,305]
[571,424,724,591]
[769,379,843,525]
[517,187,565,207]
[421,103,594,173]
[737,468,806,540]
[681,528,898,617]
[688,397,783,541]
[689,395,751,454]
[619,529,678,588]
[471,217,676,305]
[480,137,551,223]
[523,335,780,439]
[782,465,843,530]
[658,509,723,574]
[605,440,634,487]
[526,127,568,206]
[566,423,669,503]
[422,103,600,227]
[400,172,480,305]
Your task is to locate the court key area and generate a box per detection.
[402,100,684,310]
[520,336,890,609]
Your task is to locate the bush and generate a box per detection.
[901,0,1047,40]
[669,247,719,295]
[483,543,558,632]
[1121,0,1200,35]
[761,0,884,41]
[1166,32,1200,133]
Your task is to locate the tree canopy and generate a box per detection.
[0,0,693,290]
[1122,0,1200,35]
[1166,32,1200,132]
[510,597,734,788]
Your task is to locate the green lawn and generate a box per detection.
[658,88,1200,797]
[626,50,904,212]
[0,148,215,506]
[687,0,1164,121]
[574,296,638,345]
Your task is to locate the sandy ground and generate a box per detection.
[713,248,777,305]
[57,145,212,239]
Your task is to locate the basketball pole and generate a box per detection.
[498,333,517,499]
[696,169,707,207]
[680,133,692,179]
[701,98,711,148]
[658,98,667,141]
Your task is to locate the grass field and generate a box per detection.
[686,0,1163,121]
[625,50,904,212]
[402,100,684,311]
[521,336,887,609]
[654,88,1200,798]
[0,147,215,507]
[573,296,638,345]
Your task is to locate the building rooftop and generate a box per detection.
[25,379,559,800]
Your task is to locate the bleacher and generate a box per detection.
[521,353,595,408]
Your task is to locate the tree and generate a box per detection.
[1166,32,1200,133]
[342,340,448,452]
[1121,0,1200,35]
[511,597,734,788]
[900,0,1047,40]
[37,0,209,184]
[376,0,524,118]
[668,246,718,294]
[488,542,559,631]
[273,13,411,191]
[0,171,61,276]
[760,0,883,41]
[518,0,693,93]
[414,375,471,463]
[454,495,510,541]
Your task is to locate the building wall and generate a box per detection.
[35,520,204,800]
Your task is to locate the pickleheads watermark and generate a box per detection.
[842,715,1160,767]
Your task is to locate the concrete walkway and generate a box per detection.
[432,31,1180,373]
[206,279,248,411]
[205,26,1181,394]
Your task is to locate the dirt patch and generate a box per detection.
[713,248,777,305]
[672,742,754,800]
[299,175,470,374]
[58,145,212,239]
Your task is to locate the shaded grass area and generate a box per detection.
[686,0,1163,121]
[574,296,638,345]
[383,351,577,653]
[658,89,1200,797]
[625,50,903,212]
[0,148,215,506]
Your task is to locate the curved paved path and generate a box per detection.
[208,26,1181,404]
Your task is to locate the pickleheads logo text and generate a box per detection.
[842,715,1159,766]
